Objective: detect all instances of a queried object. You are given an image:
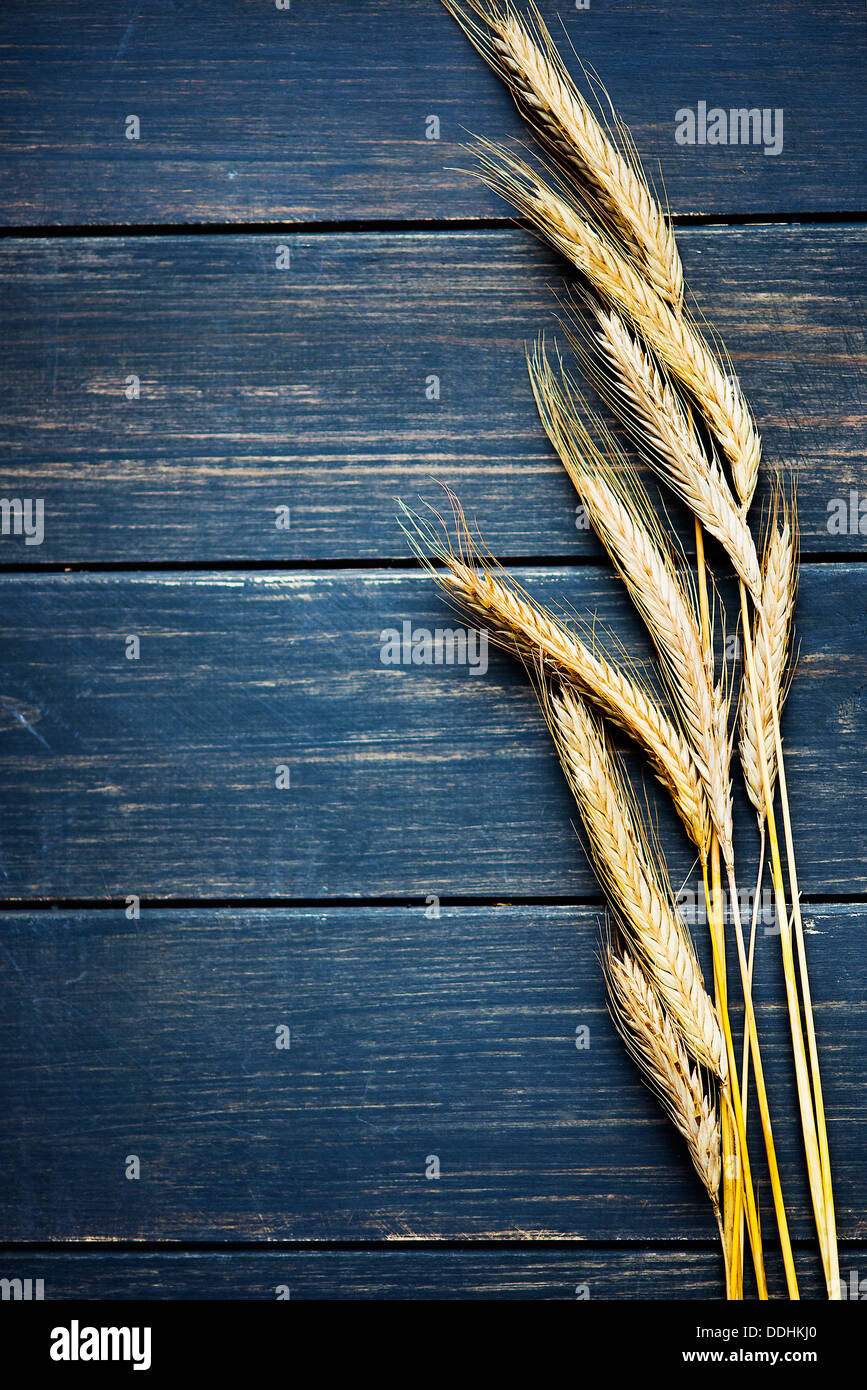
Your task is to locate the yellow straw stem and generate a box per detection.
[761,602,840,1297]
[704,855,741,1299]
[723,852,800,1299]
[741,825,766,1118]
[693,518,742,1299]
[702,861,767,1298]
[739,580,836,1295]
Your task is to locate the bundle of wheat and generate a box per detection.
[399,0,838,1300]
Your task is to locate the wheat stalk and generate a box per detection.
[586,307,763,602]
[531,340,803,1295]
[441,0,684,308]
[443,0,839,1297]
[530,344,798,1295]
[604,945,721,1214]
[549,685,726,1079]
[399,498,709,852]
[738,576,837,1296]
[472,143,761,508]
[528,345,735,859]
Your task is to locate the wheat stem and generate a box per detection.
[739,580,835,1294]
[700,857,766,1298]
[723,848,800,1298]
[694,518,742,1300]
[741,579,840,1297]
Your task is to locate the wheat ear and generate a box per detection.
[585,307,764,602]
[472,144,761,507]
[533,349,798,1291]
[549,685,725,1079]
[604,945,721,1212]
[529,345,734,859]
[739,498,798,823]
[442,0,683,308]
[399,498,709,851]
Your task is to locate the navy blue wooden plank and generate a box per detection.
[1,227,864,564]
[0,2,863,225]
[0,905,863,1260]
[0,566,864,898]
[2,1246,865,1300]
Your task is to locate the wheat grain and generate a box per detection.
[550,685,726,1078]
[472,144,761,507]
[399,498,709,851]
[739,498,798,823]
[605,945,721,1207]
[442,0,684,307]
[529,345,735,860]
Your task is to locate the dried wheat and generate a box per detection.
[605,946,721,1208]
[588,307,763,600]
[442,0,684,307]
[550,685,726,1079]
[399,498,709,851]
[529,345,735,859]
[739,499,798,823]
[473,144,761,507]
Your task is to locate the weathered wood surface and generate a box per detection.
[0,905,863,1265]
[0,566,863,899]
[1,227,864,564]
[2,1246,864,1301]
[0,0,863,1301]
[0,2,863,226]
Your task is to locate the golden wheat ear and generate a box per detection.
[571,304,764,603]
[441,0,684,308]
[738,491,798,822]
[527,342,734,859]
[546,683,726,1080]
[398,493,709,851]
[467,131,761,510]
[603,941,722,1215]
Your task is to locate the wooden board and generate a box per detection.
[0,2,863,225]
[0,566,864,899]
[0,905,863,1269]
[1,0,863,1304]
[1,227,864,565]
[2,1246,864,1301]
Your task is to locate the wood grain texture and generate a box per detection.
[0,0,863,1301]
[0,904,863,1261]
[0,1,863,226]
[2,1246,865,1300]
[1,228,864,564]
[0,566,864,899]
